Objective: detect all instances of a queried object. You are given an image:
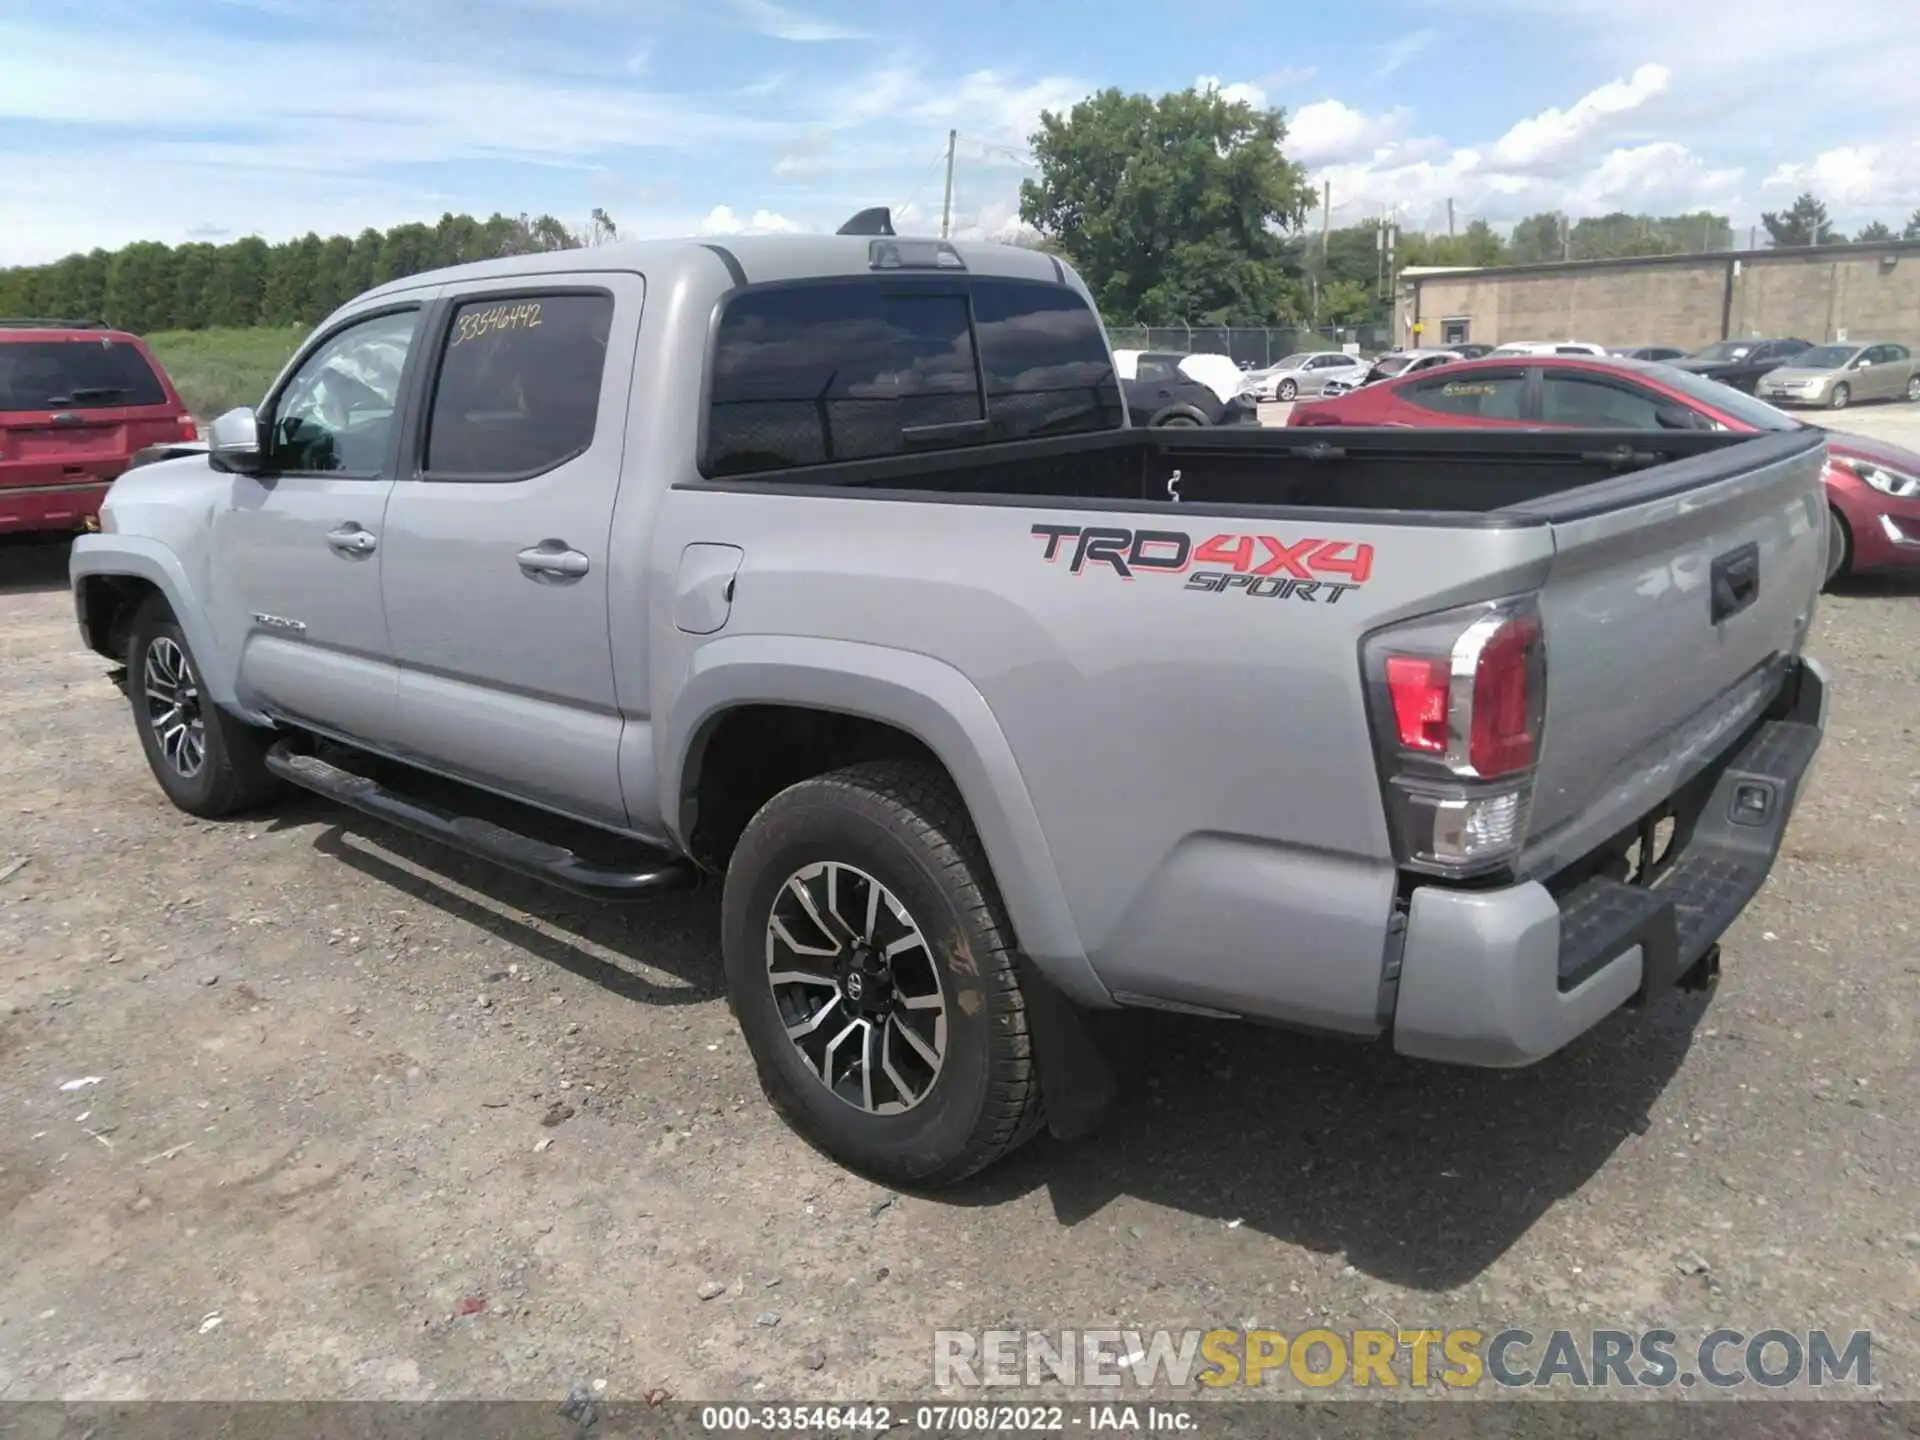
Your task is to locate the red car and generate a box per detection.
[1,319,197,536]
[1290,353,1920,583]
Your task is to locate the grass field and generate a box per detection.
[143,325,307,419]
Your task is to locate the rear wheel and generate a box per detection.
[1154,412,1202,428]
[721,761,1044,1187]
[1825,507,1851,586]
[126,600,283,818]
[1906,375,1920,403]
[1277,378,1298,401]
[1828,382,1851,411]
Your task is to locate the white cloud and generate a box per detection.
[700,205,804,235]
[730,0,870,42]
[1491,63,1670,172]
[1196,75,1268,109]
[1287,100,1415,166]
[1763,144,1920,210]
[1376,29,1435,79]
[1568,142,1743,214]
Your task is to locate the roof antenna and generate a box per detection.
[837,207,895,237]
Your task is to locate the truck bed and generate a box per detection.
[687,424,1807,522]
[667,422,1829,1036]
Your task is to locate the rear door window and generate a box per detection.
[1539,371,1667,428]
[0,339,167,412]
[424,292,614,479]
[1399,367,1528,420]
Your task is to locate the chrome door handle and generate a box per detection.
[326,525,377,556]
[517,543,591,580]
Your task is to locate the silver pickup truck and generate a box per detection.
[70,215,1830,1186]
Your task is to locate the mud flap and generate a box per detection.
[1017,955,1117,1143]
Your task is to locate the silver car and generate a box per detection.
[1247,350,1369,401]
[1759,341,1919,410]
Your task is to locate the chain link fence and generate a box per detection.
[1106,322,1396,368]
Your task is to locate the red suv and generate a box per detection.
[1,319,197,535]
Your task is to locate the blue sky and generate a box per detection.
[2,0,1916,266]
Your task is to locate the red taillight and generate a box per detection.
[1467,613,1541,778]
[177,415,199,441]
[1364,598,1545,877]
[1385,656,1449,754]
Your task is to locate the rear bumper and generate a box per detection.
[1391,657,1827,1067]
[0,480,112,533]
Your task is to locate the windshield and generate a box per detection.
[1375,355,1416,376]
[0,339,167,412]
[1273,353,1310,370]
[1790,345,1859,370]
[1689,341,1753,363]
[1646,364,1804,431]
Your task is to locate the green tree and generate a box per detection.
[1906,209,1920,241]
[261,234,323,325]
[1019,84,1314,324]
[375,222,437,285]
[169,244,217,330]
[104,242,176,333]
[1855,220,1895,243]
[207,237,270,327]
[1761,192,1835,247]
[1318,278,1374,326]
[311,234,357,320]
[345,229,383,298]
[1509,213,1565,264]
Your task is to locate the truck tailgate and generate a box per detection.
[1516,428,1827,868]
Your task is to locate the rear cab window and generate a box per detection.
[703,276,1122,478]
[0,337,168,413]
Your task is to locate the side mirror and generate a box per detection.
[1654,404,1704,431]
[1853,357,1873,369]
[207,406,264,473]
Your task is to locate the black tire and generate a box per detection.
[1906,375,1920,403]
[721,760,1044,1187]
[1277,378,1298,401]
[1828,382,1850,411]
[126,598,283,818]
[1153,410,1203,428]
[1824,507,1851,587]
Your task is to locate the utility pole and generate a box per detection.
[1561,212,1570,261]
[1446,197,1455,237]
[1321,179,1331,262]
[939,129,957,240]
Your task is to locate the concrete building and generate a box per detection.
[1395,240,1920,353]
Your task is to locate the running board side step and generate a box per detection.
[264,741,698,901]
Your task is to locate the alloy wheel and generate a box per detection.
[764,861,947,1115]
[143,636,206,779]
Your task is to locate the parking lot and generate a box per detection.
[2,410,1917,1405]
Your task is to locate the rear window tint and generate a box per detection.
[705,276,1120,477]
[1402,367,1528,420]
[425,293,613,478]
[0,339,166,411]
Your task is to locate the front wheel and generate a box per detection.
[1277,378,1298,401]
[1906,375,1920,403]
[1828,382,1851,411]
[721,761,1044,1187]
[126,600,283,818]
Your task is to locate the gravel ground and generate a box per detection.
[1,422,1918,1408]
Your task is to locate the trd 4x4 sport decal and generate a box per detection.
[1029,523,1373,605]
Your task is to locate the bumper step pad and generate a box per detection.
[1554,717,1820,998]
